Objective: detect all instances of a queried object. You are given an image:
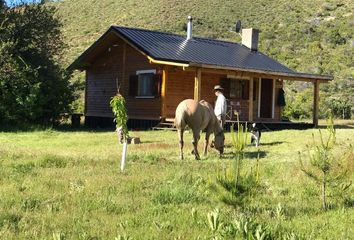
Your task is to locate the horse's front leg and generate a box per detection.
[203,130,212,156]
[192,130,201,160]
[178,129,184,160]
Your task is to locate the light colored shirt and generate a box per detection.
[214,93,227,116]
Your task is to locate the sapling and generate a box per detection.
[110,94,129,142]
[299,116,352,210]
[110,94,129,171]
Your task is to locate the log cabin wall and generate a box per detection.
[200,72,225,105]
[164,68,194,118]
[85,37,161,120]
[85,39,124,117]
[164,68,223,118]
[124,44,161,120]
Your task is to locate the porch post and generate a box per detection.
[258,78,261,118]
[194,68,202,101]
[161,67,167,118]
[313,79,320,127]
[248,78,254,122]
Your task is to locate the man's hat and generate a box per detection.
[214,85,224,91]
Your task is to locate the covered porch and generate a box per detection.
[158,64,327,127]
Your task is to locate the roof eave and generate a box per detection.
[188,63,333,82]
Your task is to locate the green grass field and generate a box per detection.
[0,121,353,239]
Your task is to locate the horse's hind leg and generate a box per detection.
[192,129,201,160]
[178,129,184,160]
[203,130,212,156]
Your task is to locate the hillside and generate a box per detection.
[54,0,353,79]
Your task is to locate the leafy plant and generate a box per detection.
[110,94,129,142]
[53,232,66,240]
[232,215,269,240]
[115,234,132,240]
[275,203,284,220]
[207,208,222,233]
[205,211,304,239]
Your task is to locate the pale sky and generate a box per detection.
[5,0,42,6]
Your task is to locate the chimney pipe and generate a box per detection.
[242,28,259,51]
[187,16,193,40]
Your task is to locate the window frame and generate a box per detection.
[227,76,250,100]
[135,69,157,99]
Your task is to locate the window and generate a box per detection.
[230,80,241,98]
[129,69,161,98]
[137,72,154,97]
[229,79,249,100]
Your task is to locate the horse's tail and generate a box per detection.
[175,102,187,130]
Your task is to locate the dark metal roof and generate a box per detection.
[114,26,295,74]
[70,25,333,81]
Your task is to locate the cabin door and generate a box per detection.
[260,79,273,118]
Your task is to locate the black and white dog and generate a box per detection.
[250,123,261,147]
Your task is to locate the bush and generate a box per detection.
[0,2,77,124]
[283,88,313,120]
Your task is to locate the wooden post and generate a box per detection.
[161,67,167,117]
[248,78,254,122]
[313,80,320,127]
[194,68,202,101]
[258,78,261,118]
[84,71,88,115]
[272,79,276,119]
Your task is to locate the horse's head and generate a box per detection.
[213,130,225,154]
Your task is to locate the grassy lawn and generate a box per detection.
[0,121,353,239]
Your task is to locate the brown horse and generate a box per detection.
[175,99,225,160]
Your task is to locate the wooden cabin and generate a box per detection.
[70,18,333,128]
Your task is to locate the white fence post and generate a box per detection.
[121,142,128,171]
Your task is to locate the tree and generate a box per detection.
[322,76,354,119]
[0,1,76,124]
[299,117,352,210]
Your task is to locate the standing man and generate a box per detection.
[214,85,227,129]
